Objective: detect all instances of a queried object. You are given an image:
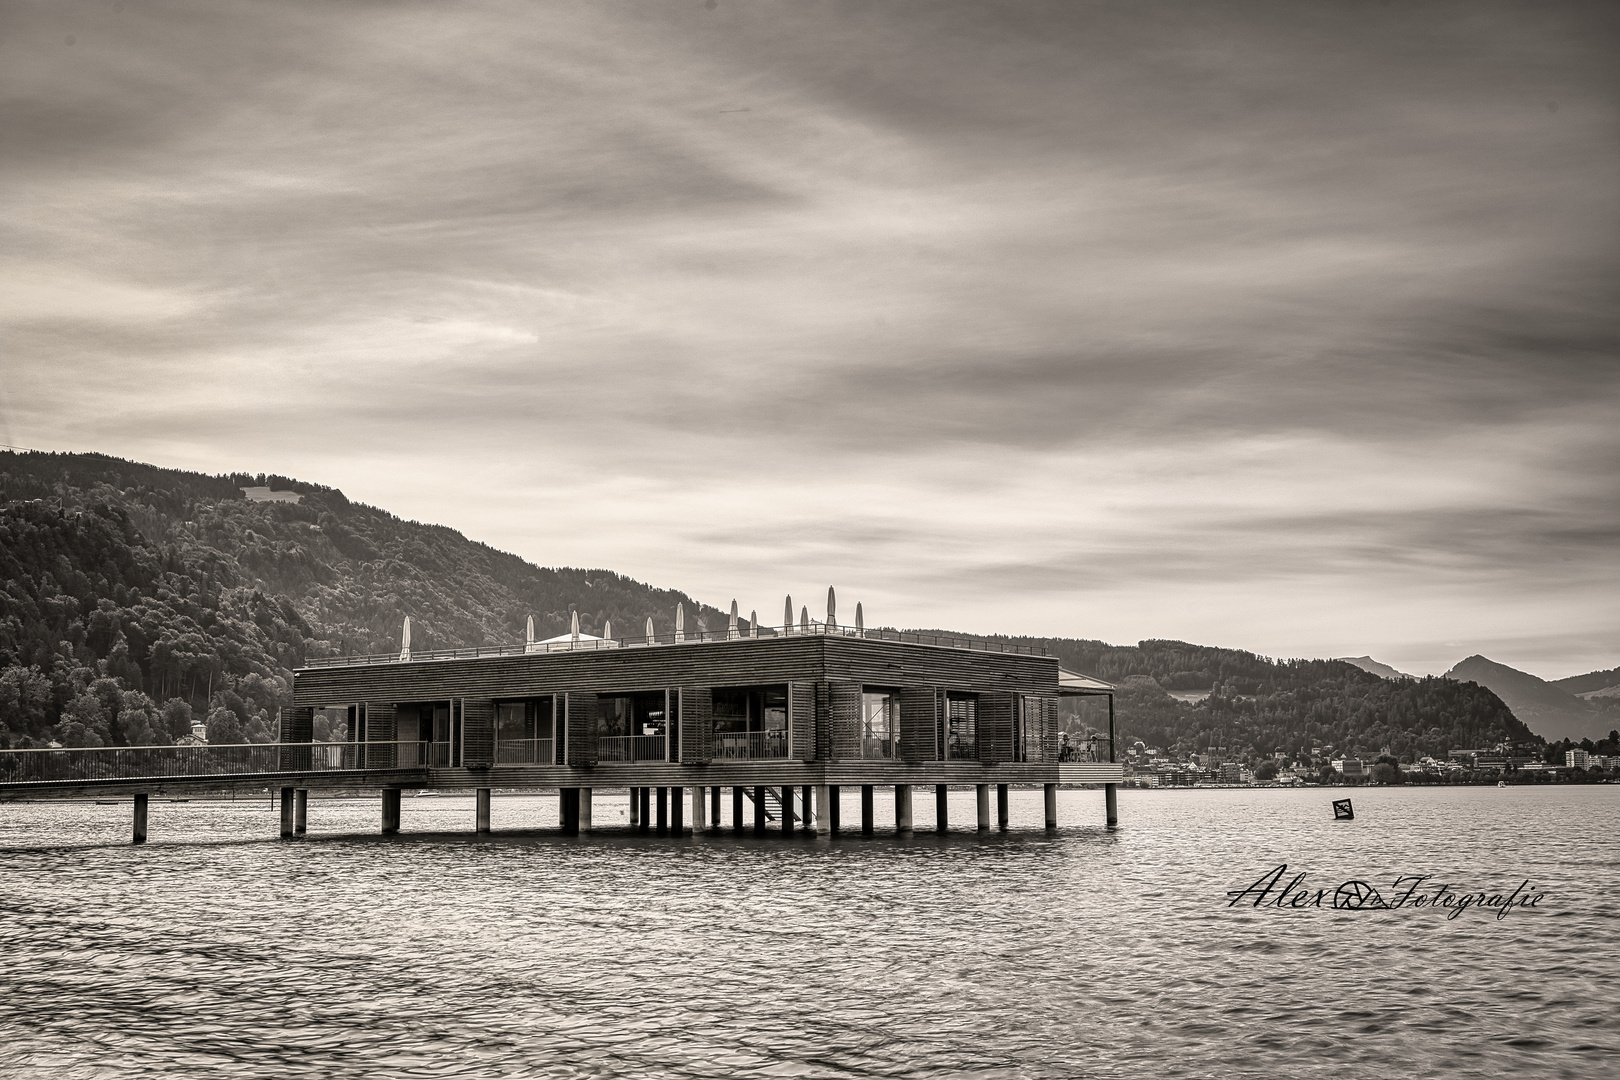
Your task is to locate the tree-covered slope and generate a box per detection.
[0,450,727,747]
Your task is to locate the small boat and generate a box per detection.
[413,791,440,798]
[1497,780,1507,788]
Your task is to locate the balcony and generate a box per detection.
[712,730,790,761]
[495,738,555,766]
[597,735,667,763]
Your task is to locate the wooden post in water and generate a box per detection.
[580,787,592,833]
[711,785,721,828]
[382,788,401,834]
[132,793,148,844]
[280,787,295,839]
[656,787,668,834]
[733,785,744,831]
[475,788,491,834]
[781,786,795,835]
[295,789,308,835]
[813,785,831,835]
[1043,783,1057,830]
[1105,783,1118,828]
[860,785,874,835]
[828,785,840,833]
[976,784,990,831]
[630,787,640,827]
[996,784,1009,831]
[691,786,705,833]
[935,784,949,833]
[671,786,684,834]
[895,784,913,833]
[753,785,767,834]
[801,785,813,831]
[639,787,651,833]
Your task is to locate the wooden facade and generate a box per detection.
[290,633,1122,788]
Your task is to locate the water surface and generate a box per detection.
[2,786,1615,1078]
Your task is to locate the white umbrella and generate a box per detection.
[800,605,810,632]
[827,586,837,629]
[603,619,613,641]
[526,614,535,644]
[676,602,685,642]
[398,615,412,662]
[750,609,758,639]
[729,600,739,638]
[856,602,864,634]
[571,610,580,640]
[645,616,655,642]
[784,595,793,635]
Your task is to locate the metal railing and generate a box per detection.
[301,622,1047,668]
[712,729,791,761]
[860,736,899,760]
[596,735,666,763]
[1058,737,1114,763]
[0,741,429,785]
[494,738,555,766]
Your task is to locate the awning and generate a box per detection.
[1057,667,1115,696]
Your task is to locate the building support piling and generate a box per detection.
[936,784,949,833]
[976,784,990,831]
[753,786,767,834]
[895,784,913,833]
[475,788,491,834]
[295,789,308,835]
[1105,783,1118,828]
[860,785,874,835]
[132,793,148,844]
[579,787,592,833]
[382,788,401,834]
[280,787,295,839]
[996,784,1009,831]
[733,785,745,832]
[828,785,840,833]
[656,787,668,834]
[813,785,831,835]
[1043,783,1057,830]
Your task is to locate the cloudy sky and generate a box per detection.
[3,0,1616,678]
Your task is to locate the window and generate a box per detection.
[861,690,897,759]
[946,693,977,759]
[711,686,789,759]
[494,698,555,764]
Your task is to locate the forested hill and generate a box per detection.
[0,451,727,747]
[1,450,1541,763]
[994,636,1537,763]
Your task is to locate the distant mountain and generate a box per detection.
[1335,656,1414,681]
[1443,655,1614,742]
[1553,665,1620,697]
[0,451,1552,762]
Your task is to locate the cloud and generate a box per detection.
[3,0,1617,677]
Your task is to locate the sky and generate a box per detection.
[2,0,1617,679]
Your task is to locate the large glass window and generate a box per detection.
[597,691,668,762]
[495,698,554,764]
[946,693,977,760]
[711,686,789,759]
[861,690,897,759]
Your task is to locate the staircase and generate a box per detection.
[740,785,794,822]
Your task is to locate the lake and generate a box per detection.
[2,785,1615,1078]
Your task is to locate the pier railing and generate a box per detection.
[301,623,1047,668]
[712,730,791,761]
[494,738,556,766]
[0,741,425,785]
[596,735,667,763]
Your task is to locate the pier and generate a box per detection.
[0,620,1121,841]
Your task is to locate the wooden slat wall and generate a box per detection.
[281,706,313,743]
[978,693,1013,764]
[565,692,598,766]
[1038,696,1059,763]
[463,699,495,767]
[790,681,815,761]
[680,687,711,764]
[899,687,936,763]
[296,636,1062,707]
[828,681,862,761]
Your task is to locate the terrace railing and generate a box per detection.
[712,730,791,761]
[596,735,666,763]
[302,623,1047,668]
[494,738,556,766]
[1058,737,1114,763]
[0,741,428,786]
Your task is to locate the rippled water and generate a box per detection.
[2,785,1616,1078]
